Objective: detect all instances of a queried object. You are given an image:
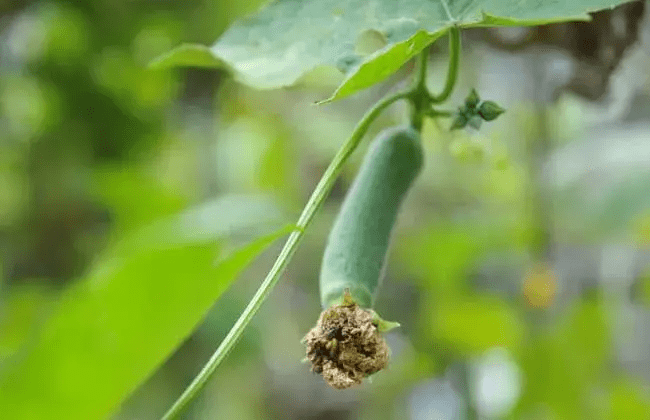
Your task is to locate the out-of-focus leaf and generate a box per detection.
[153,0,632,102]
[556,300,610,377]
[149,44,230,70]
[395,220,526,292]
[395,226,480,292]
[120,194,286,251]
[609,378,650,419]
[516,300,610,419]
[0,283,54,363]
[90,165,188,234]
[0,197,293,420]
[433,295,525,354]
[517,336,582,419]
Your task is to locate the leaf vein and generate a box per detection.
[438,0,456,22]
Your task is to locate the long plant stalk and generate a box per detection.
[161,89,410,420]
[410,48,431,131]
[430,26,461,103]
[410,25,460,129]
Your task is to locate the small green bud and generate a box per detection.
[450,112,468,130]
[465,88,480,110]
[467,115,483,130]
[478,101,506,121]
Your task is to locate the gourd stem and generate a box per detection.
[416,46,429,92]
[409,48,430,131]
[409,26,461,129]
[430,26,461,104]
[161,89,411,420]
[425,108,454,118]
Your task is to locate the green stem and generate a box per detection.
[425,108,454,118]
[430,26,460,104]
[161,90,411,420]
[416,46,429,92]
[410,26,461,129]
[409,48,430,131]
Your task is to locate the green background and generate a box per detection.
[1,0,650,419]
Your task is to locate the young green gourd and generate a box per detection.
[320,125,424,309]
[304,125,424,389]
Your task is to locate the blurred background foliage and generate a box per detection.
[1,1,650,419]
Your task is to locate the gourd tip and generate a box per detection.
[303,298,390,389]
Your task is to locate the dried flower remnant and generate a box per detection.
[303,299,389,389]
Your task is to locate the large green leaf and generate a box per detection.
[152,0,633,102]
[0,196,292,420]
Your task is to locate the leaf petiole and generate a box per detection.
[409,25,461,129]
[429,25,461,104]
[425,109,454,118]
